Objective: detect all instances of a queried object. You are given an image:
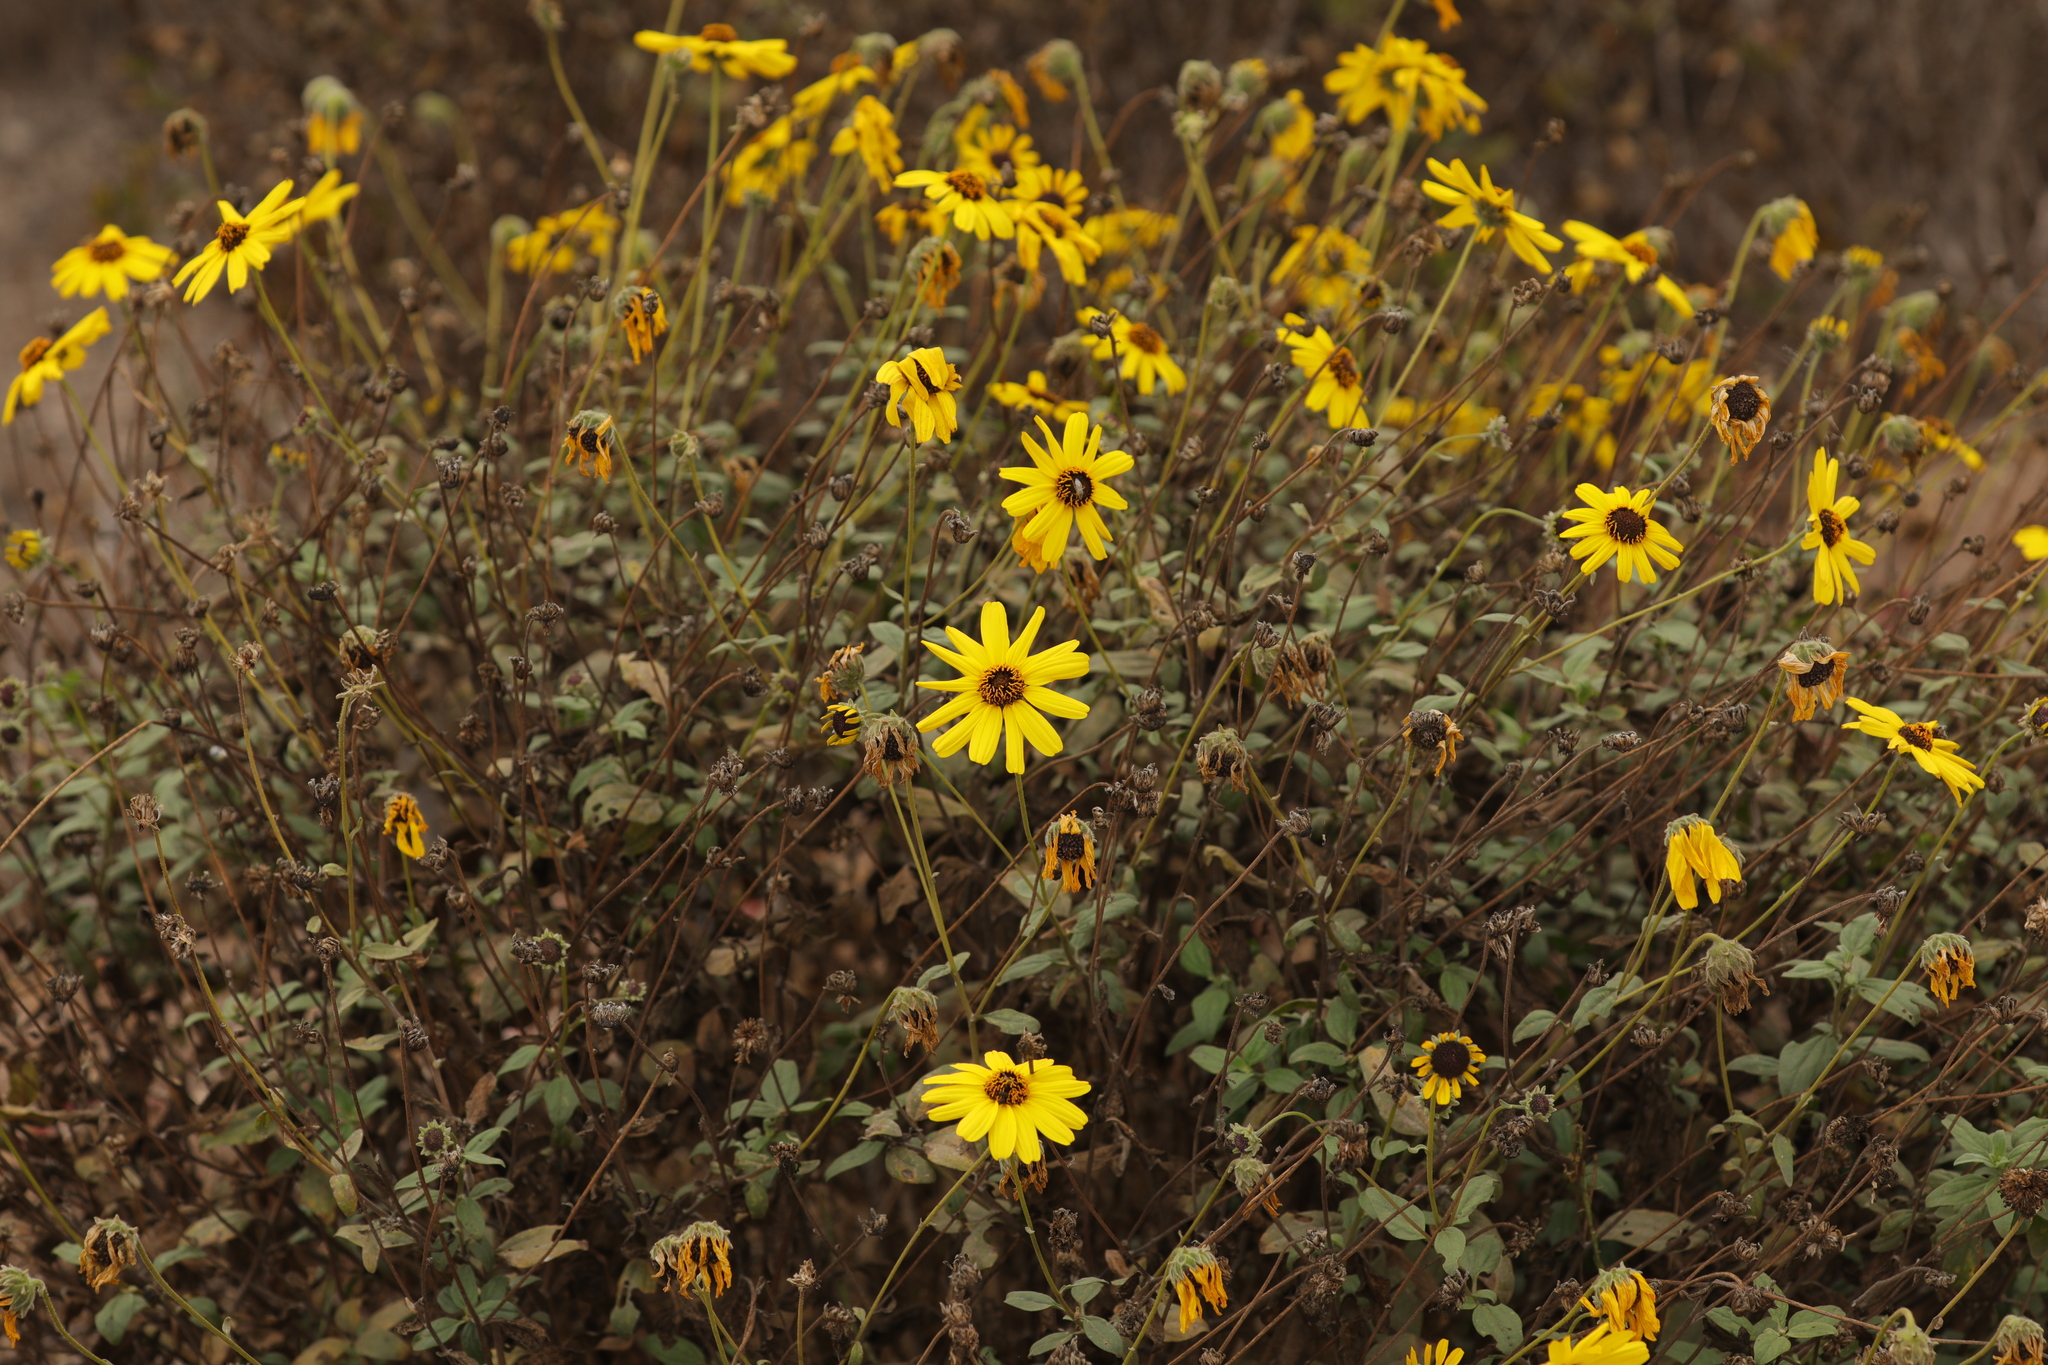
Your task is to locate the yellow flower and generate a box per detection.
[894,168,1015,240]
[915,601,1090,773]
[302,76,364,157]
[1802,449,1877,605]
[1000,413,1132,572]
[650,1221,734,1297]
[1918,933,1976,1007]
[829,96,903,192]
[1561,221,1692,315]
[1270,224,1374,312]
[791,62,876,124]
[1992,1316,2045,1365]
[1411,1031,1484,1106]
[1078,308,1187,396]
[1559,483,1685,583]
[874,199,949,245]
[1411,1341,1467,1365]
[296,169,360,228]
[1007,166,1100,285]
[920,1049,1091,1163]
[1664,815,1741,910]
[1040,811,1098,893]
[4,530,43,571]
[1895,326,1946,399]
[821,703,862,746]
[1808,315,1849,349]
[5,308,110,426]
[171,180,307,304]
[563,409,617,482]
[1082,207,1177,255]
[51,225,175,299]
[1766,197,1818,280]
[79,1219,137,1292]
[1584,1267,1661,1341]
[617,287,668,363]
[1264,89,1315,163]
[1842,698,1984,805]
[876,347,962,444]
[635,24,796,80]
[1706,375,1771,460]
[505,200,620,275]
[1431,0,1464,26]
[1844,245,1885,276]
[1917,417,1982,471]
[956,116,1041,183]
[383,793,428,859]
[1324,37,1485,139]
[1423,158,1561,272]
[916,241,962,307]
[1277,315,1368,431]
[1166,1246,1228,1333]
[1025,40,1080,102]
[1547,1324,1651,1365]
[1776,640,1849,722]
[725,116,817,206]
[1401,709,1464,777]
[987,370,1087,422]
[2015,526,2048,560]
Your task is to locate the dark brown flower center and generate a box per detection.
[984,1070,1030,1105]
[1055,831,1087,861]
[1429,1040,1472,1077]
[700,22,737,40]
[1723,381,1762,423]
[945,171,989,201]
[1792,656,1837,688]
[977,665,1027,707]
[1623,239,1657,266]
[910,358,935,391]
[216,221,251,252]
[88,238,128,262]
[1125,322,1165,354]
[825,708,859,738]
[1817,508,1846,547]
[1053,469,1094,508]
[18,338,52,369]
[1898,722,1936,751]
[1604,506,1650,545]
[1405,711,1446,747]
[1328,348,1359,388]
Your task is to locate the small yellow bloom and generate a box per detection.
[1270,224,1373,312]
[1547,1324,1651,1365]
[1040,811,1098,893]
[829,96,903,192]
[917,241,962,307]
[1802,449,1877,605]
[1410,1341,1467,1365]
[1006,165,1100,285]
[874,198,950,245]
[296,169,361,228]
[635,24,796,80]
[1324,37,1485,139]
[894,168,1015,240]
[986,370,1086,422]
[5,308,110,426]
[52,226,175,299]
[1776,640,1849,722]
[821,703,862,746]
[505,200,620,275]
[1706,375,1771,460]
[920,1049,1091,1163]
[171,180,308,303]
[1895,326,1946,399]
[1919,933,1976,1007]
[1561,221,1691,315]
[1917,417,1982,471]
[302,76,364,158]
[4,530,43,571]
[1584,1266,1661,1341]
[791,63,876,124]
[876,347,962,444]
[1411,1031,1484,1106]
[1277,315,1368,431]
[1078,309,1187,396]
[617,287,668,363]
[725,117,818,206]
[1808,315,1849,349]
[1000,412,1131,571]
[1765,197,1818,280]
[1166,1246,1228,1333]
[1431,0,1463,26]
[1559,483,1685,583]
[2014,526,2048,561]
[383,793,428,859]
[915,601,1090,773]
[1664,815,1742,910]
[1423,157,1561,272]
[1841,697,1984,805]
[650,1221,734,1297]
[956,115,1041,182]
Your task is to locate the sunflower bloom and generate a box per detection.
[1000,412,1132,572]
[876,347,962,444]
[725,117,817,206]
[1165,1246,1228,1333]
[650,1221,734,1297]
[1841,697,1984,805]
[1411,1341,1467,1365]
[1584,1266,1661,1341]
[1664,814,1742,910]
[52,226,175,299]
[1562,221,1692,315]
[915,601,1090,773]
[1764,197,1818,280]
[1802,449,1877,604]
[1270,224,1374,312]
[635,24,796,79]
[956,119,1041,183]
[383,793,428,859]
[920,1049,1091,1163]
[617,287,668,363]
[1918,933,1976,1007]
[1324,37,1485,139]
[1423,158,1561,272]
[1706,375,1771,460]
[1412,1031,1484,1106]
[171,180,307,304]
[1277,315,1369,431]
[1079,309,1187,396]
[5,308,110,426]
[1559,484,1685,583]
[1548,1325,1652,1365]
[829,96,903,191]
[894,168,1015,240]
[1040,811,1098,893]
[1776,640,1849,721]
[1007,166,1100,285]
[5,531,43,571]
[987,370,1087,422]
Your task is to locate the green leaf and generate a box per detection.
[1081,1316,1126,1354]
[1006,1291,1059,1313]
[1434,1226,1466,1273]
[884,1146,935,1184]
[1777,1034,1835,1095]
[95,1290,147,1345]
[1512,1010,1557,1043]
[1770,1134,1797,1188]
[1754,1327,1792,1363]
[1786,1310,1841,1340]
[463,1126,508,1167]
[1069,1277,1107,1306]
[497,1044,542,1077]
[1472,1302,1523,1350]
[498,1224,585,1268]
[825,1141,884,1179]
[541,1074,580,1127]
[983,1008,1041,1034]
[1289,1041,1350,1068]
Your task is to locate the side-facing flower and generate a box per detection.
[1699,934,1769,1014]
[876,346,962,443]
[1041,812,1097,893]
[1547,1324,1651,1365]
[5,308,110,425]
[1423,158,1561,272]
[921,1050,1090,1163]
[0,1264,46,1347]
[724,116,817,206]
[563,409,618,481]
[1707,375,1770,459]
[1991,1315,2045,1365]
[915,602,1090,773]
[1776,639,1850,721]
[172,180,307,303]
[617,287,669,363]
[1164,1246,1228,1333]
[650,1222,734,1297]
[1006,165,1099,285]
[830,95,903,191]
[1277,315,1368,430]
[884,986,940,1054]
[821,703,862,746]
[295,169,361,228]
[1270,224,1374,312]
[1802,448,1876,604]
[1559,484,1685,583]
[1078,308,1187,396]
[636,24,796,79]
[1584,1265,1660,1341]
[987,369,1086,421]
[1561,221,1691,315]
[1000,412,1132,573]
[1918,932,1976,1007]
[815,642,868,702]
[1664,815,1742,910]
[384,793,428,859]
[1412,1031,1485,1106]
[1764,196,1818,280]
[2013,525,2048,561]
[1841,698,1984,805]
[1402,709,1463,777]
[52,226,175,299]
[894,168,1015,240]
[6,530,44,571]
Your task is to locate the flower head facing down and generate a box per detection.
[1165,1246,1228,1333]
[617,287,669,363]
[1841,697,1984,805]
[650,1221,734,1297]
[1664,814,1742,910]
[894,168,1015,240]
[1765,196,1818,280]
[1000,413,1132,572]
[2015,526,2048,562]
[1584,1265,1661,1341]
[1776,639,1850,721]
[0,1265,45,1347]
[1991,1316,2046,1365]
[829,96,903,191]
[1707,375,1771,459]
[79,1217,138,1292]
[1041,811,1098,893]
[1402,709,1464,777]
[1918,932,1977,1007]
[1559,484,1685,583]
[920,1049,1090,1163]
[1547,1324,1652,1365]
[52,226,175,299]
[1801,449,1877,604]
[5,530,44,571]
[635,25,796,80]
[1412,1031,1485,1106]
[302,76,363,157]
[725,116,817,206]
[1423,158,1561,272]
[1700,934,1769,1014]
[504,200,620,275]
[1078,309,1187,396]
[859,714,922,788]
[876,347,962,444]
[1006,166,1100,286]
[563,410,617,482]
[384,793,428,859]
[816,642,869,703]
[1277,315,1368,431]
[1561,221,1691,315]
[5,308,110,426]
[915,601,1090,773]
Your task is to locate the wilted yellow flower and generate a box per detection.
[1895,326,1946,399]
[617,287,668,363]
[52,226,175,299]
[5,308,110,426]
[917,241,962,307]
[4,530,43,571]
[829,96,903,191]
[1664,814,1742,910]
[915,601,1090,773]
[563,409,617,482]
[79,1218,138,1292]
[894,168,1015,240]
[1803,449,1877,604]
[873,198,949,246]
[876,346,962,444]
[1584,1266,1660,1341]
[1025,40,1082,102]
[1560,483,1685,583]
[1040,811,1098,893]
[1918,933,1976,1007]
[1706,375,1770,460]
[921,1048,1091,1162]
[171,180,307,303]
[1402,708,1463,776]
[1412,1031,1484,1105]
[650,1221,734,1296]
[1166,1246,1228,1332]
[1842,698,1984,805]
[1777,640,1850,721]
[1917,416,1982,471]
[791,62,876,124]
[635,24,796,80]
[1423,158,1560,272]
[987,370,1087,422]
[383,793,428,859]
[302,76,364,157]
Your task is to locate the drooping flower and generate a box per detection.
[1917,417,1982,471]
[1990,1315,2045,1365]
[875,347,962,444]
[302,76,364,158]
[1917,933,1977,1007]
[873,198,950,245]
[1277,315,1369,431]
[987,370,1087,422]
[617,287,668,363]
[884,986,941,1054]
[999,412,1131,572]
[1707,375,1771,460]
[1664,814,1742,911]
[1584,1265,1661,1341]
[383,793,428,859]
[1423,158,1561,272]
[1025,40,1082,102]
[829,96,903,192]
[1079,308,1187,396]
[815,643,869,702]
[917,241,962,307]
[0,1264,41,1348]
[563,409,617,482]
[5,308,110,426]
[649,1221,734,1297]
[1802,449,1877,605]
[1412,1031,1484,1106]
[1700,934,1768,1014]
[1040,812,1098,893]
[51,226,175,299]
[295,169,360,228]
[920,1049,1091,1163]
[1776,640,1850,721]
[725,116,818,206]
[5,530,43,571]
[171,181,308,303]
[635,24,796,80]
[821,703,862,746]
[914,601,1090,773]
[1763,196,1818,280]
[1561,221,1691,315]
[1324,36,1485,139]
[1261,89,1316,164]
[1402,709,1463,777]
[1431,0,1464,26]
[79,1218,138,1292]
[859,714,922,788]
[1808,315,1849,350]
[1895,326,1947,399]
[1266,633,1335,707]
[791,61,876,124]
[1841,698,1984,805]
[1546,1324,1651,1365]
[1270,224,1374,312]
[1559,484,1685,583]
[893,168,1014,240]
[1165,1246,1228,1333]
